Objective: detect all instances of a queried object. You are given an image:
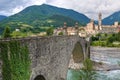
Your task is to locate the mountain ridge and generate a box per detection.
[14,4,90,24]
[0,4,90,34]
[102,11,120,25]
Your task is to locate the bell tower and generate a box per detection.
[63,22,68,35]
[98,13,102,30]
[75,22,79,35]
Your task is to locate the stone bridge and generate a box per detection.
[0,35,90,80]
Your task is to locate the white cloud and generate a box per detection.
[0,0,46,16]
[28,0,46,5]
[11,6,24,15]
[46,0,120,20]
[0,0,120,20]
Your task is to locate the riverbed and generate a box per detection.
[67,47,120,80]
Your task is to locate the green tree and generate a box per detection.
[3,26,11,38]
[46,27,54,36]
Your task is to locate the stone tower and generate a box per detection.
[63,22,68,35]
[98,13,102,30]
[75,22,79,35]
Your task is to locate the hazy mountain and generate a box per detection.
[102,11,120,25]
[0,15,7,21]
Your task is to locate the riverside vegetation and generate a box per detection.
[91,32,120,47]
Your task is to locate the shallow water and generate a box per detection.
[67,69,120,80]
[67,47,120,80]
[67,69,81,80]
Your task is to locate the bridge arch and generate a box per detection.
[72,42,84,63]
[34,75,46,80]
[68,41,84,69]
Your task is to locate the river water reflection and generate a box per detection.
[67,47,120,80]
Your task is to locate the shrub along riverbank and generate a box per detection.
[91,32,120,47]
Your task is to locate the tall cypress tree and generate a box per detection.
[3,26,11,38]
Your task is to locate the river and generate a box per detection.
[67,47,120,80]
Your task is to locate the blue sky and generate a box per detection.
[0,0,120,20]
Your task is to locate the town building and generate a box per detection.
[54,13,120,37]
